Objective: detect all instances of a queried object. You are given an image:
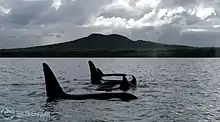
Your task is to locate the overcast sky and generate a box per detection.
[1,0,220,48]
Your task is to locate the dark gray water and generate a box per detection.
[1,58,220,122]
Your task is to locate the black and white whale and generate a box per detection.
[95,75,137,93]
[88,60,137,87]
[100,75,137,87]
[95,76,134,92]
[96,67,127,77]
[42,63,138,101]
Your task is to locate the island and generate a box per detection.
[0,33,218,57]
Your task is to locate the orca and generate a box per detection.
[88,60,136,87]
[96,76,132,92]
[42,63,138,102]
[97,68,127,77]
[88,61,127,81]
[100,75,137,87]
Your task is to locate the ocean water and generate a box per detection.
[0,58,220,122]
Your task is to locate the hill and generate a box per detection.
[18,33,192,50]
[0,33,218,57]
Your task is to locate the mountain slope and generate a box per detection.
[1,33,210,57]
[20,33,192,51]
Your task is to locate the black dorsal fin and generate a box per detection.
[130,75,137,86]
[96,68,104,76]
[42,63,66,99]
[119,76,130,92]
[88,61,102,84]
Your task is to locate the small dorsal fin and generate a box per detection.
[96,68,104,76]
[130,75,137,86]
[119,76,130,92]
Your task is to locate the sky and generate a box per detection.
[1,0,220,48]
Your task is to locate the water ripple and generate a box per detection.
[0,58,220,121]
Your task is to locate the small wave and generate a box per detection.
[145,94,158,98]
[63,87,75,93]
[57,76,65,81]
[74,81,90,85]
[11,83,45,86]
[26,91,45,97]
[180,84,200,89]
[138,84,149,88]
[27,91,37,96]
[143,90,161,93]
[85,119,108,122]
[62,80,71,83]
[148,82,159,86]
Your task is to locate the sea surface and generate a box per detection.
[1,58,220,122]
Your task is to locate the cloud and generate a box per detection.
[85,0,220,47]
[88,0,218,28]
[0,0,111,48]
[1,0,220,48]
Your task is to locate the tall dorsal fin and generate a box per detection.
[88,61,102,84]
[42,63,65,99]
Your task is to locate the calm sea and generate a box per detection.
[0,58,220,122]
